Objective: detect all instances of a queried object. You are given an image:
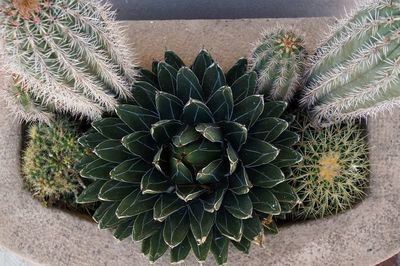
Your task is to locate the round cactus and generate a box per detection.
[22,118,87,206]
[250,29,306,101]
[76,50,302,265]
[290,117,369,219]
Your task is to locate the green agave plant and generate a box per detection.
[77,50,302,264]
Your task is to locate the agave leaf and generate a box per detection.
[116,105,159,131]
[188,201,215,245]
[216,209,243,242]
[92,118,132,140]
[195,123,223,143]
[78,132,106,149]
[196,159,228,184]
[231,72,257,103]
[272,145,303,167]
[122,131,158,162]
[249,187,281,215]
[176,67,204,102]
[242,215,263,242]
[172,125,200,147]
[232,95,264,128]
[240,138,280,167]
[247,164,285,188]
[155,91,184,120]
[176,184,207,202]
[142,237,151,255]
[226,142,239,174]
[232,238,251,254]
[75,154,98,171]
[116,189,158,218]
[281,167,293,178]
[98,202,120,229]
[178,139,221,170]
[131,81,158,111]
[262,101,287,118]
[165,50,185,70]
[269,182,299,203]
[93,201,114,223]
[171,238,191,264]
[153,193,186,222]
[80,158,115,180]
[226,58,248,85]
[250,117,288,142]
[110,159,152,184]
[133,211,162,241]
[229,163,252,195]
[99,180,136,201]
[170,157,193,184]
[264,219,279,235]
[188,231,213,263]
[223,191,253,219]
[150,120,182,145]
[163,208,189,248]
[94,140,133,163]
[202,178,228,212]
[210,230,229,266]
[273,130,300,146]
[207,86,234,122]
[148,228,168,263]
[76,180,106,203]
[138,68,158,88]
[141,168,172,194]
[220,121,248,150]
[181,99,214,125]
[113,219,134,241]
[152,61,159,75]
[202,63,226,98]
[157,62,178,94]
[192,49,214,82]
[152,144,171,176]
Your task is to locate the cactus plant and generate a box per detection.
[302,0,400,125]
[22,118,87,207]
[76,50,302,265]
[0,0,136,123]
[250,29,306,101]
[291,116,369,219]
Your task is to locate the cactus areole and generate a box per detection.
[76,50,302,264]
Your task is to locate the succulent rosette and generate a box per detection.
[77,50,302,264]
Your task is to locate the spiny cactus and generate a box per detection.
[302,0,400,125]
[22,118,87,207]
[76,50,302,265]
[0,0,136,123]
[250,29,306,101]
[291,117,369,219]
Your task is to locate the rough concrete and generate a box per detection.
[0,18,399,266]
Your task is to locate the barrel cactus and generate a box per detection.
[0,0,136,123]
[76,50,302,264]
[250,29,306,101]
[302,0,400,125]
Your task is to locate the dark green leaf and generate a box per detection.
[262,101,287,118]
[221,121,248,150]
[142,237,151,255]
[75,154,98,171]
[157,62,178,94]
[98,202,120,229]
[171,238,191,264]
[196,159,228,184]
[181,99,214,125]
[249,187,281,215]
[273,130,300,146]
[99,180,136,201]
[207,86,234,122]
[94,140,133,163]
[113,219,134,241]
[191,49,214,82]
[216,209,243,241]
[165,50,185,70]
[141,168,172,194]
[188,201,215,244]
[92,118,131,140]
[229,163,252,195]
[226,58,248,85]
[188,231,213,263]
[210,230,229,265]
[232,95,264,128]
[138,68,158,88]
[247,164,285,188]
[155,91,183,120]
[170,157,193,184]
[231,72,257,103]
[223,191,253,219]
[226,142,239,174]
[153,193,186,221]
[148,228,168,263]
[80,158,115,180]
[240,138,279,167]
[176,185,207,202]
[78,132,107,149]
[122,131,157,162]
[150,120,182,145]
[269,182,299,204]
[163,208,189,248]
[232,238,251,254]
[242,215,263,241]
[133,211,162,241]
[110,159,152,184]
[176,67,204,102]
[281,167,293,178]
[202,63,226,98]
[201,178,228,212]
[195,123,223,143]
[116,105,158,131]
[152,61,159,75]
[116,189,158,218]
[152,144,171,176]
[172,125,200,147]
[176,139,222,170]
[264,219,279,235]
[250,117,288,142]
[76,180,106,203]
[131,81,158,111]
[272,145,303,167]
[93,201,114,223]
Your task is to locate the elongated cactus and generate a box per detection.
[302,0,400,125]
[251,29,306,101]
[0,0,136,122]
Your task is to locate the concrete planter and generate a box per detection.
[0,18,399,266]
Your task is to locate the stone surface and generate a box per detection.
[0,18,399,266]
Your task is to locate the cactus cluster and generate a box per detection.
[251,29,306,102]
[302,0,400,125]
[76,50,302,265]
[22,118,87,206]
[290,116,369,219]
[0,0,136,123]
